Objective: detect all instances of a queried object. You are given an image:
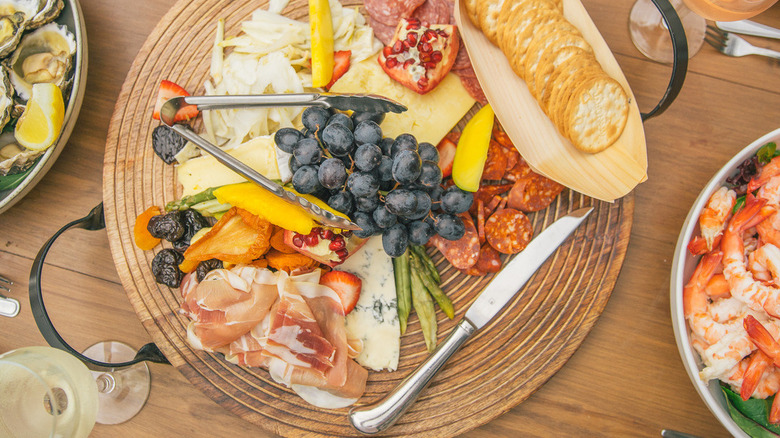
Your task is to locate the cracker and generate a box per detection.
[564,76,629,153]
[522,22,579,88]
[533,37,592,98]
[539,49,599,112]
[465,0,481,29]
[476,0,506,45]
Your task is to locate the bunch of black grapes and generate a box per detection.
[274,107,473,257]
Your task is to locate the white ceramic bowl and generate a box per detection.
[0,0,88,215]
[671,127,780,438]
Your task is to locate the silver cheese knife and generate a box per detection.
[158,93,407,231]
[349,206,593,434]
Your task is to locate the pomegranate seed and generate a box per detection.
[329,239,346,251]
[420,42,432,53]
[392,40,403,54]
[312,227,321,235]
[403,59,415,69]
[304,234,319,246]
[423,30,436,42]
[423,61,436,69]
[336,249,349,258]
[386,57,399,68]
[431,51,443,62]
[417,77,429,89]
[420,53,431,63]
[292,234,304,247]
[406,18,421,30]
[402,40,410,50]
[382,46,392,57]
[406,32,418,46]
[436,29,448,37]
[321,229,334,240]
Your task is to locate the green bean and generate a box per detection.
[410,268,437,352]
[410,245,440,283]
[393,250,412,334]
[410,253,454,319]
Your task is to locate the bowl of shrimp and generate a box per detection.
[672,127,780,438]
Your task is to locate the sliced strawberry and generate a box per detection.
[326,50,351,90]
[437,136,457,178]
[377,19,459,94]
[152,80,199,123]
[320,270,362,314]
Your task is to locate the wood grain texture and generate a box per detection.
[0,0,778,437]
[101,0,631,436]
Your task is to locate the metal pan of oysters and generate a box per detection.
[0,0,87,215]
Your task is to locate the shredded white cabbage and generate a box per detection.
[201,1,382,150]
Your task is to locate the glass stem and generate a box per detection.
[96,373,116,394]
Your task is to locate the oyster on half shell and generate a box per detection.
[0,131,42,176]
[27,0,63,29]
[0,0,40,58]
[4,21,75,101]
[0,67,13,130]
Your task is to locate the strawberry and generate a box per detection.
[437,137,457,178]
[320,270,362,314]
[378,19,459,94]
[326,50,351,90]
[152,80,199,123]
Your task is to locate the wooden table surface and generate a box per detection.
[1,0,779,436]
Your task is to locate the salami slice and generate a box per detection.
[428,213,480,269]
[481,140,508,180]
[477,199,486,244]
[459,75,487,105]
[485,208,533,254]
[452,42,472,70]
[411,0,453,24]
[461,265,486,276]
[469,183,513,215]
[475,244,502,273]
[507,173,565,212]
[368,15,398,45]
[504,158,533,182]
[365,0,426,26]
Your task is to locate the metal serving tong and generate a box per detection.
[159,93,408,231]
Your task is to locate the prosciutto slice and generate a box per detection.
[181,265,368,408]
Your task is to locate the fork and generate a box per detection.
[705,25,780,60]
[0,274,18,317]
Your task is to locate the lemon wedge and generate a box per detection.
[14,83,65,151]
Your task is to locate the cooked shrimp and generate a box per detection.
[743,315,780,422]
[721,196,780,316]
[705,273,731,300]
[723,350,780,401]
[748,156,780,193]
[698,187,737,252]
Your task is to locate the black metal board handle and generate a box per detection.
[28,203,170,372]
[641,0,689,121]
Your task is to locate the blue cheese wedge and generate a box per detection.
[341,236,400,371]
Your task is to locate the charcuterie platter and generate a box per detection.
[102,0,633,435]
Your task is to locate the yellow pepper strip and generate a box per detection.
[309,0,335,88]
[213,182,348,235]
[452,105,495,192]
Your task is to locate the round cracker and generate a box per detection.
[548,67,602,131]
[533,36,592,98]
[476,0,506,45]
[539,49,599,112]
[522,22,579,88]
[465,0,481,28]
[564,76,629,153]
[500,4,558,67]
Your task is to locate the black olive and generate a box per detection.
[148,211,185,242]
[196,259,224,282]
[151,249,184,288]
[172,209,211,252]
[152,125,188,165]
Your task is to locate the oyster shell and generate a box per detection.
[4,21,75,101]
[0,131,42,176]
[0,68,13,130]
[0,0,40,57]
[27,0,63,29]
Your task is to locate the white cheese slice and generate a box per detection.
[341,236,400,371]
[176,135,280,197]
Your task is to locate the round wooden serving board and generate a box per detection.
[102,0,634,436]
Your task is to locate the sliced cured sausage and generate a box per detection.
[428,213,480,269]
[485,208,533,254]
[469,183,512,215]
[369,16,398,45]
[364,0,426,26]
[411,0,453,24]
[507,173,565,212]
[504,158,533,182]
[481,140,508,180]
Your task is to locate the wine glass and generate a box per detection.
[629,0,779,63]
[0,344,151,437]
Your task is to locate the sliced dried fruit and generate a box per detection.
[134,206,162,250]
[310,0,335,88]
[270,228,296,254]
[265,249,319,273]
[452,104,494,192]
[183,207,272,264]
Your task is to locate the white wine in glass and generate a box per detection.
[629,0,779,63]
[0,346,99,438]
